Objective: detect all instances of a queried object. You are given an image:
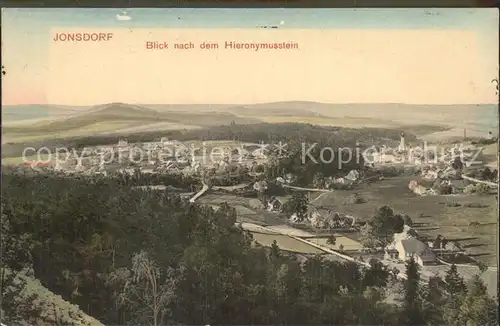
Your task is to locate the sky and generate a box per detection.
[1,8,498,105]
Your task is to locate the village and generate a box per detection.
[24,131,499,296]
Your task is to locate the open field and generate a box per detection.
[3,121,142,143]
[2,104,91,122]
[308,236,364,252]
[265,225,316,238]
[2,153,52,165]
[420,128,495,141]
[249,232,325,254]
[198,193,251,206]
[256,115,401,129]
[312,176,498,266]
[480,143,498,165]
[102,121,201,134]
[234,205,258,216]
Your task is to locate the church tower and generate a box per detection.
[398,132,406,153]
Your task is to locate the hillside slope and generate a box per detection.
[2,269,104,326]
[2,103,261,143]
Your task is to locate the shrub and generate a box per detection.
[437,184,453,195]
[329,183,353,190]
[445,202,461,207]
[475,183,491,195]
[344,193,365,205]
[463,184,476,194]
[464,203,488,208]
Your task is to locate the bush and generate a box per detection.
[475,183,491,195]
[464,203,488,208]
[471,138,497,145]
[344,193,365,205]
[329,183,353,190]
[248,199,265,210]
[437,184,453,195]
[445,202,461,207]
[463,184,476,194]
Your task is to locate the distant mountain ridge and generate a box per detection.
[3,101,497,130]
[2,101,497,145]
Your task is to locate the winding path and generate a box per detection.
[281,184,333,193]
[461,174,498,188]
[189,180,210,203]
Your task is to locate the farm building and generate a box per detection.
[394,239,437,266]
[385,225,419,261]
[345,170,360,182]
[267,196,283,212]
[408,180,429,196]
[422,167,441,180]
[333,177,346,184]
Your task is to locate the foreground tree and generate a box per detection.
[400,256,424,325]
[312,172,326,189]
[454,275,498,326]
[402,214,413,227]
[367,206,405,245]
[108,251,181,326]
[359,223,382,249]
[363,259,389,289]
[283,192,309,222]
[442,263,468,324]
[421,274,445,326]
[0,212,41,324]
[326,235,337,246]
[444,264,467,294]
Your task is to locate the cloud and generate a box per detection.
[116,14,132,21]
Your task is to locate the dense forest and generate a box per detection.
[1,169,497,325]
[2,122,413,158]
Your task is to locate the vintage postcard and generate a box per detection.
[1,8,498,326]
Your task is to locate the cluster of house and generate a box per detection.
[305,207,356,229]
[405,142,490,196]
[409,157,497,196]
[328,170,362,187]
[275,170,362,190]
[51,138,263,176]
[408,177,474,196]
[363,133,483,168]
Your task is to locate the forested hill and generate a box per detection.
[1,169,497,325]
[2,122,413,158]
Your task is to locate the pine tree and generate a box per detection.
[401,256,424,325]
[455,275,498,326]
[283,192,309,221]
[444,264,467,295]
[421,274,445,326]
[269,240,282,263]
[363,259,389,289]
[442,264,467,324]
